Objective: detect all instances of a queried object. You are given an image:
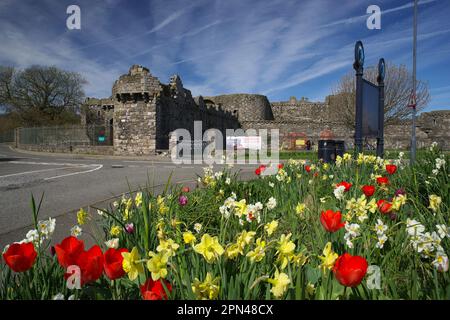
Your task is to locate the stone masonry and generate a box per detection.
[81,65,450,155]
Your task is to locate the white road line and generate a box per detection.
[123,160,174,164]
[44,164,103,181]
[9,161,88,167]
[0,167,70,179]
[55,158,95,162]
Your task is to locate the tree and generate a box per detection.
[0,65,86,126]
[328,62,430,129]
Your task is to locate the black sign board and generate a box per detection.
[353,41,385,157]
[362,79,379,137]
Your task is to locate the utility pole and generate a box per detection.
[410,0,418,165]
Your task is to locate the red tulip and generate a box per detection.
[336,181,352,192]
[255,165,266,176]
[76,245,104,286]
[104,248,128,280]
[55,236,85,268]
[140,278,172,300]
[385,164,397,175]
[305,165,311,173]
[2,242,37,272]
[377,199,392,214]
[320,210,345,233]
[376,177,389,185]
[278,163,284,169]
[333,253,368,287]
[361,185,375,197]
[181,186,190,193]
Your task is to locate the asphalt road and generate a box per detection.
[0,144,256,248]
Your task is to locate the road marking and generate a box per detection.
[55,158,95,162]
[8,161,88,167]
[0,167,70,179]
[44,164,103,181]
[123,160,174,164]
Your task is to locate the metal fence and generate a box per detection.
[0,130,14,143]
[18,125,113,146]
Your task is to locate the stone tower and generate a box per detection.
[112,65,161,155]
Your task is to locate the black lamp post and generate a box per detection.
[377,58,385,158]
[353,41,365,154]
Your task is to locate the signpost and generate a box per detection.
[353,41,385,157]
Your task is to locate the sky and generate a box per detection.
[0,0,449,112]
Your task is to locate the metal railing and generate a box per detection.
[0,130,14,143]
[18,125,113,147]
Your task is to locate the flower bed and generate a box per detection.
[1,144,449,300]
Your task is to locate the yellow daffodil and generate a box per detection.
[76,208,88,226]
[292,252,308,267]
[110,225,121,236]
[296,203,306,216]
[183,231,196,245]
[135,192,143,207]
[122,247,144,281]
[276,233,296,269]
[366,198,378,213]
[157,196,169,215]
[428,195,442,212]
[318,242,338,272]
[236,230,256,250]
[267,270,291,298]
[391,194,407,211]
[225,243,241,260]
[122,198,133,221]
[343,153,352,162]
[156,238,179,257]
[193,234,224,263]
[192,273,220,300]
[265,220,278,236]
[146,251,170,280]
[235,199,248,217]
[246,238,266,263]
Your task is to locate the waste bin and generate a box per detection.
[318,140,336,163]
[335,140,345,158]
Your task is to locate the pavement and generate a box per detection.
[0,144,257,249]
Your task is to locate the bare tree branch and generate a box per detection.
[328,62,430,130]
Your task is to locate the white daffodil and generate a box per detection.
[433,252,449,272]
[266,197,277,210]
[374,219,388,236]
[105,238,119,249]
[333,185,346,200]
[70,225,82,238]
[194,223,202,233]
[406,219,425,237]
[436,224,449,239]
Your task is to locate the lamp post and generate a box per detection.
[377,58,385,158]
[353,41,365,154]
[410,0,418,165]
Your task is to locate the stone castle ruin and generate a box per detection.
[81,65,450,155]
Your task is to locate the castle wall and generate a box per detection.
[203,94,274,122]
[271,101,332,123]
[155,76,240,149]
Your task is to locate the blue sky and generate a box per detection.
[0,0,449,112]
